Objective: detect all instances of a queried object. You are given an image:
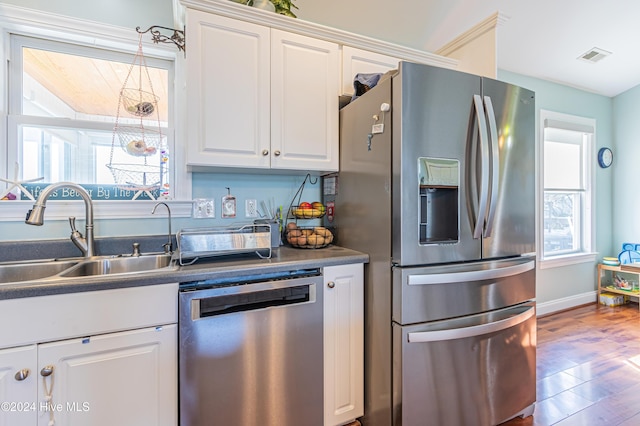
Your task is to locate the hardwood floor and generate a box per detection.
[501,302,640,426]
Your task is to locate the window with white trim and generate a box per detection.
[541,111,595,261]
[7,34,174,201]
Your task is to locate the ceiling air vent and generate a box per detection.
[578,47,611,63]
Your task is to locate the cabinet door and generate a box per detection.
[186,10,271,168]
[36,325,177,426]
[341,46,400,96]
[271,29,339,172]
[323,263,364,426]
[0,345,37,426]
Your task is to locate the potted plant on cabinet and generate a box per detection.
[231,0,298,18]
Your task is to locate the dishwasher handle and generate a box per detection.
[407,305,534,343]
[190,283,316,320]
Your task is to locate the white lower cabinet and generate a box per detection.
[0,345,37,426]
[0,283,178,426]
[323,263,364,426]
[0,325,176,426]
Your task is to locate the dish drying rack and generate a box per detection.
[176,224,272,265]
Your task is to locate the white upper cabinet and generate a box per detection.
[181,1,460,172]
[270,30,339,171]
[185,11,271,169]
[185,10,340,172]
[341,46,400,96]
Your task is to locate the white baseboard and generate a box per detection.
[536,291,597,316]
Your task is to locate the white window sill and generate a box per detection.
[0,200,194,221]
[539,252,598,269]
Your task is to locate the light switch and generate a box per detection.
[193,199,214,218]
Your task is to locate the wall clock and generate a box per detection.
[598,147,613,168]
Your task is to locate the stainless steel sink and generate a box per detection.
[58,254,174,277]
[0,259,80,284]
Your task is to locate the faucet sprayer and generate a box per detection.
[25,182,95,257]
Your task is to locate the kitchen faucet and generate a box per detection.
[151,202,173,254]
[25,182,95,258]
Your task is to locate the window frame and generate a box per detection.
[10,34,174,199]
[538,110,597,269]
[0,4,192,220]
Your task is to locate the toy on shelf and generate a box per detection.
[618,242,640,265]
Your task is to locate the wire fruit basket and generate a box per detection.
[116,125,163,157]
[284,224,333,249]
[107,163,162,187]
[283,174,332,249]
[121,88,158,117]
[291,204,326,218]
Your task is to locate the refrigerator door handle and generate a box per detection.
[407,305,534,343]
[407,260,534,285]
[483,95,499,237]
[471,94,490,239]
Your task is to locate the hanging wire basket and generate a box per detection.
[121,88,158,117]
[108,33,169,196]
[115,125,163,156]
[107,163,162,188]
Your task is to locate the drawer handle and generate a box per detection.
[408,305,535,343]
[327,281,335,289]
[14,368,30,381]
[407,260,534,285]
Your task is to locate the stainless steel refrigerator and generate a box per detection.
[335,62,537,426]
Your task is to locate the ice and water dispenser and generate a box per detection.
[418,157,459,244]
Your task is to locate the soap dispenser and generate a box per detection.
[222,187,237,218]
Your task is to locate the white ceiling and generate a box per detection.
[296,0,640,97]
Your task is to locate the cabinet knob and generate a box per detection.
[14,368,30,381]
[327,281,335,289]
[262,149,269,156]
[274,150,281,156]
[40,365,54,377]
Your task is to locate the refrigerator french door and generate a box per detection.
[389,62,535,266]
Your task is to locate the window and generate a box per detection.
[7,34,174,201]
[540,110,595,264]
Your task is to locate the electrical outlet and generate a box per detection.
[245,199,258,218]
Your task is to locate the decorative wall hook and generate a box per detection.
[136,25,186,53]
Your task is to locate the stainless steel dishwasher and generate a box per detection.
[179,268,324,426]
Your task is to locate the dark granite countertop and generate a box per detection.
[0,245,368,300]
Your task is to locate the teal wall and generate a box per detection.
[612,84,640,250]
[190,171,322,226]
[0,172,321,241]
[499,70,614,304]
